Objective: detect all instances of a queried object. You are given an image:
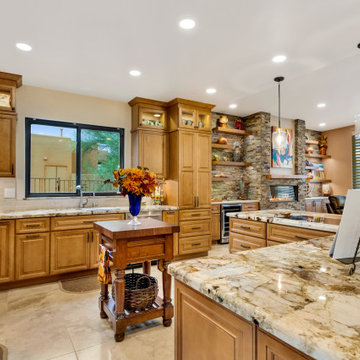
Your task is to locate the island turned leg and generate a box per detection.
[114,268,127,342]
[159,259,173,327]
[99,283,108,319]
[142,261,151,275]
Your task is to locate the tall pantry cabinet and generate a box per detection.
[129,97,215,259]
[166,99,215,257]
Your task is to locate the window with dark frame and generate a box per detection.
[25,118,124,197]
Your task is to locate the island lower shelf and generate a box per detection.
[175,280,313,360]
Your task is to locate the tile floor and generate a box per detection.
[0,244,228,360]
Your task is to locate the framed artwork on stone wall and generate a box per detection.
[271,126,294,168]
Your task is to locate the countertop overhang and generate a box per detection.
[169,236,360,360]
[227,209,340,233]
[0,205,178,220]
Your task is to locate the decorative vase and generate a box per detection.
[128,193,142,225]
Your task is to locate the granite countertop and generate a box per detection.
[0,205,178,219]
[227,209,340,233]
[169,236,360,360]
[211,200,260,205]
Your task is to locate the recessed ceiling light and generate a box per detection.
[319,123,326,127]
[272,55,287,63]
[129,70,141,77]
[206,88,216,94]
[16,42,32,52]
[179,19,196,30]
[154,114,161,117]
[317,103,326,108]
[229,104,237,109]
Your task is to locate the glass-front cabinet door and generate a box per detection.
[197,109,211,131]
[138,107,166,130]
[179,106,197,129]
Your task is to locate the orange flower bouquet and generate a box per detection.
[105,167,159,225]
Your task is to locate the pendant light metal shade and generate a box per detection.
[274,76,285,146]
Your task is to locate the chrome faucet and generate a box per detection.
[76,185,88,208]
[92,192,96,207]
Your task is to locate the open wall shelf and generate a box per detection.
[213,161,252,167]
[307,179,332,183]
[265,174,308,180]
[306,154,331,159]
[211,143,233,150]
[212,177,236,182]
[213,127,252,136]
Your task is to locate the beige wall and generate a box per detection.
[0,85,132,209]
[323,125,354,195]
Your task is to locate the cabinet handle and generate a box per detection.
[192,243,201,247]
[166,211,175,215]
[91,231,94,242]
[240,225,251,230]
[295,235,308,240]
[192,227,201,230]
[87,232,90,242]
[25,224,41,228]
[240,244,251,249]
[25,235,41,239]
[11,163,14,175]
[0,221,9,225]
[83,220,94,224]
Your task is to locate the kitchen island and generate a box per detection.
[169,236,360,360]
[227,210,341,253]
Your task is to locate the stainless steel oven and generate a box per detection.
[220,204,242,244]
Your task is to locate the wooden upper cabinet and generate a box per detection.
[132,129,168,178]
[167,98,215,132]
[0,114,16,177]
[128,97,168,131]
[0,220,15,283]
[0,72,22,178]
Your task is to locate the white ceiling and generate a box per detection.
[1,0,360,130]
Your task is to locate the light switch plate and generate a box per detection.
[4,188,16,198]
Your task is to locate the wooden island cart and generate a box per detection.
[93,218,180,342]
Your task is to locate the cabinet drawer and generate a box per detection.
[180,219,211,237]
[267,223,334,244]
[241,203,259,211]
[230,232,266,252]
[16,218,50,234]
[179,235,211,255]
[230,218,266,239]
[51,213,125,231]
[179,209,211,221]
[211,205,220,214]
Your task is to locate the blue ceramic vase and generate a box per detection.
[128,193,142,225]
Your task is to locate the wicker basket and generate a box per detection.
[112,272,158,312]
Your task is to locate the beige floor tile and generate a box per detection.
[76,321,174,360]
[49,352,78,360]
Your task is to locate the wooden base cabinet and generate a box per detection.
[15,233,50,280]
[211,205,220,242]
[162,210,179,256]
[257,330,312,360]
[50,229,91,275]
[175,280,313,360]
[175,280,254,360]
[0,220,15,283]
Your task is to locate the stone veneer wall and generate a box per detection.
[305,129,323,197]
[211,112,307,210]
[211,112,247,200]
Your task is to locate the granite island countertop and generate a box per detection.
[227,209,340,233]
[0,205,178,219]
[169,236,360,360]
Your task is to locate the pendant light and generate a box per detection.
[274,76,286,146]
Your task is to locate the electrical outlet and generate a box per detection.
[4,188,16,198]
